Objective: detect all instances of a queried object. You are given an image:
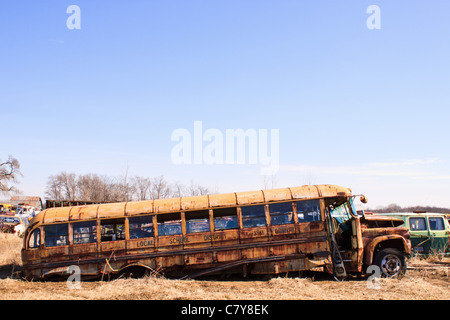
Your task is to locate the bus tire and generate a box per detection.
[374,248,406,278]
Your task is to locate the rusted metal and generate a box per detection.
[21,184,410,280]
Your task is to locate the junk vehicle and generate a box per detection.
[21,185,411,280]
[0,215,29,236]
[0,203,14,215]
[378,212,449,256]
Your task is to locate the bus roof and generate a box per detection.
[31,184,352,225]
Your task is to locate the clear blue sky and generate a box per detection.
[1,1,450,208]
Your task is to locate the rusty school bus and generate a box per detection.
[21,185,411,280]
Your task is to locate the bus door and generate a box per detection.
[328,198,363,274]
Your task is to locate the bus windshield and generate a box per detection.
[330,201,353,224]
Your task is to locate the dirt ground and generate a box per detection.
[1,233,449,300]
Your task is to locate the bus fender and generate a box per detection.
[364,234,410,266]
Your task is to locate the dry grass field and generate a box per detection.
[1,233,449,300]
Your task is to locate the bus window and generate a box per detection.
[157,213,182,236]
[241,205,266,228]
[297,199,321,223]
[101,219,125,242]
[410,217,426,231]
[429,217,445,231]
[44,224,69,247]
[269,202,294,226]
[73,221,97,244]
[129,216,154,239]
[185,210,210,234]
[213,207,238,230]
[28,228,41,248]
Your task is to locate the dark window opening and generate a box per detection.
[28,228,41,248]
[73,220,97,244]
[129,216,154,239]
[410,217,426,231]
[44,224,69,247]
[101,219,125,242]
[157,212,182,236]
[241,205,266,228]
[185,210,210,233]
[269,202,294,226]
[429,217,445,231]
[213,207,238,230]
[297,199,321,223]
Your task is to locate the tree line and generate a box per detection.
[368,203,450,214]
[45,172,211,203]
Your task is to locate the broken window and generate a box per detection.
[241,205,266,228]
[44,223,69,247]
[185,210,210,233]
[269,202,294,226]
[213,207,238,230]
[129,215,154,239]
[101,219,125,242]
[28,228,41,248]
[157,213,182,236]
[297,199,321,223]
[73,220,97,244]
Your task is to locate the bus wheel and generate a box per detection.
[120,266,149,279]
[374,248,406,278]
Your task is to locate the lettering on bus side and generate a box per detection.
[204,233,227,241]
[272,225,295,235]
[243,229,265,238]
[136,239,154,248]
[169,236,190,245]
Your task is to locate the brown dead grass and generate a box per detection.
[0,232,449,300]
[0,233,22,265]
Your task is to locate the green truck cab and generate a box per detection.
[378,212,450,256]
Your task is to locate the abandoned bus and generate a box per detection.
[21,185,411,280]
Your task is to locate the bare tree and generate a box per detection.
[150,175,171,200]
[77,174,112,202]
[0,156,22,195]
[45,175,63,200]
[121,167,134,202]
[171,181,186,198]
[59,172,78,201]
[77,174,95,201]
[187,180,210,196]
[131,176,151,200]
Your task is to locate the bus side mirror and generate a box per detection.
[360,196,368,204]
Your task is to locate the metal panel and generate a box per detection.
[262,188,292,202]
[181,195,209,211]
[154,198,181,213]
[97,202,126,219]
[317,185,351,197]
[209,193,236,207]
[289,185,319,200]
[43,207,71,224]
[69,205,98,221]
[125,200,154,216]
[235,190,264,205]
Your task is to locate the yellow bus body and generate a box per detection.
[21,184,410,280]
